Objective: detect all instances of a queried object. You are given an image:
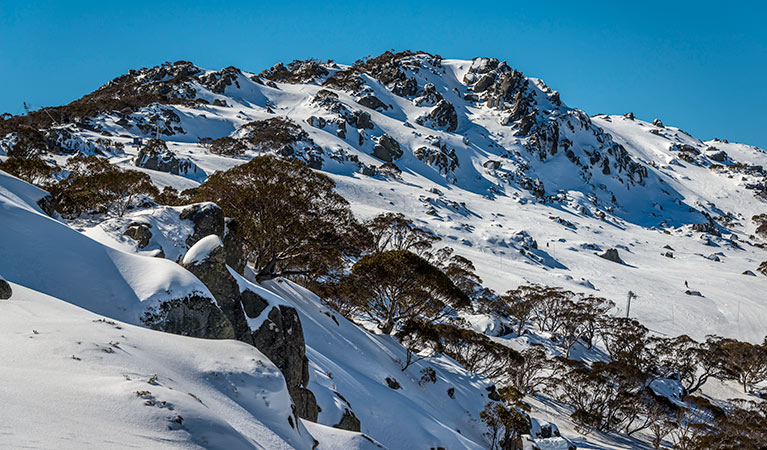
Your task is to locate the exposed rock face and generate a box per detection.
[123,223,152,248]
[357,94,388,111]
[141,293,235,339]
[652,118,665,128]
[0,275,12,300]
[708,150,729,162]
[373,134,403,162]
[181,236,254,344]
[334,408,361,432]
[223,218,246,274]
[179,235,319,422]
[599,248,624,264]
[134,139,200,176]
[36,194,57,217]
[251,303,318,421]
[180,203,225,247]
[416,99,458,132]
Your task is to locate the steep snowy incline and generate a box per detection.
[262,279,498,450]
[0,282,315,450]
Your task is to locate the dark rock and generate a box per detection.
[360,164,378,176]
[180,235,319,421]
[473,74,495,93]
[223,218,246,274]
[252,304,318,421]
[36,194,57,217]
[598,248,625,264]
[708,150,729,162]
[212,98,228,107]
[306,116,326,128]
[123,223,152,248]
[373,134,403,162]
[652,118,664,128]
[134,139,200,176]
[415,100,458,132]
[181,236,253,344]
[743,270,757,276]
[483,160,501,170]
[141,293,235,340]
[392,77,418,97]
[348,110,373,129]
[486,385,501,401]
[691,222,721,237]
[385,377,401,390]
[180,203,225,247]
[624,112,635,120]
[357,94,388,111]
[0,275,12,300]
[685,290,704,297]
[333,408,361,432]
[447,387,455,398]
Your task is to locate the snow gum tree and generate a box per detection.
[342,249,469,334]
[196,155,369,281]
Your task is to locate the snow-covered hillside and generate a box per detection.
[2,50,766,448]
[4,52,763,342]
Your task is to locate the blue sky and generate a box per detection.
[1,1,765,146]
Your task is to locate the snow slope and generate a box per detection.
[264,279,497,450]
[0,170,213,324]
[0,282,314,450]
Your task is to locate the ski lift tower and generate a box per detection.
[626,291,637,318]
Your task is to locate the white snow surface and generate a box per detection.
[0,282,315,449]
[0,169,214,325]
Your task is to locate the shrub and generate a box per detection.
[209,136,246,156]
[0,156,57,185]
[51,155,157,217]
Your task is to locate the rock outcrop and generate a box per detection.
[134,139,200,176]
[123,222,152,248]
[373,134,403,162]
[180,234,319,422]
[599,248,624,264]
[0,275,12,300]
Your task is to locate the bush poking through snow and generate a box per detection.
[50,155,158,217]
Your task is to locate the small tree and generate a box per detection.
[52,155,157,217]
[598,316,651,368]
[196,155,370,281]
[365,212,440,255]
[653,335,718,394]
[344,250,469,334]
[714,338,767,393]
[508,344,550,394]
[480,402,530,450]
[499,285,547,336]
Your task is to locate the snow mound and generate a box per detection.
[0,171,213,324]
[182,234,223,266]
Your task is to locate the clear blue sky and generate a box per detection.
[1,1,765,147]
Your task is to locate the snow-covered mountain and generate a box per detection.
[2,50,766,448]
